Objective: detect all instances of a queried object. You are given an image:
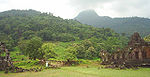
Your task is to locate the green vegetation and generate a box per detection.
[144,34,150,42]
[7,51,44,69]
[18,37,43,60]
[0,66,150,77]
[39,42,57,59]
[10,51,28,61]
[0,9,128,60]
[13,60,43,69]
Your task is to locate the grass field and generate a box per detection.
[0,66,150,77]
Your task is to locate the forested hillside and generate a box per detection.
[75,10,150,37]
[0,9,128,59]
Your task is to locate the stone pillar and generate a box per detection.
[114,53,118,60]
[119,52,123,59]
[131,51,137,60]
[105,54,108,62]
[102,53,105,62]
[138,50,143,61]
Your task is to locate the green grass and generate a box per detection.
[0,66,150,77]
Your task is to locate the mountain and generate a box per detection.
[74,10,150,37]
[0,9,128,51]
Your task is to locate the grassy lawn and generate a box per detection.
[0,66,150,77]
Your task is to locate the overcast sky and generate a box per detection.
[0,0,150,19]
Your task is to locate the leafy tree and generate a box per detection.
[18,40,29,55]
[37,30,53,41]
[38,43,57,60]
[18,37,43,60]
[86,46,97,59]
[0,33,14,50]
[62,46,77,61]
[22,30,35,40]
[72,40,97,59]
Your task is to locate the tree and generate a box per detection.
[37,30,53,41]
[38,43,57,60]
[22,30,35,40]
[86,46,97,59]
[62,46,77,61]
[18,37,43,60]
[0,33,15,50]
[73,40,97,59]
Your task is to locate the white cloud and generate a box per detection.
[0,0,150,19]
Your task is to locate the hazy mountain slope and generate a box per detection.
[74,10,150,37]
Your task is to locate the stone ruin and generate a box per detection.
[0,42,42,73]
[100,32,150,69]
[0,42,14,73]
[47,60,80,68]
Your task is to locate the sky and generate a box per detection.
[0,0,150,19]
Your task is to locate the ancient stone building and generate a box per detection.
[100,32,150,67]
[128,32,148,47]
[127,32,150,60]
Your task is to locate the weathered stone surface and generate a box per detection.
[144,46,150,59]
[100,32,150,69]
[99,50,111,64]
[128,32,148,47]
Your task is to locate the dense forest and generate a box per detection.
[75,10,150,37]
[0,9,128,60]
